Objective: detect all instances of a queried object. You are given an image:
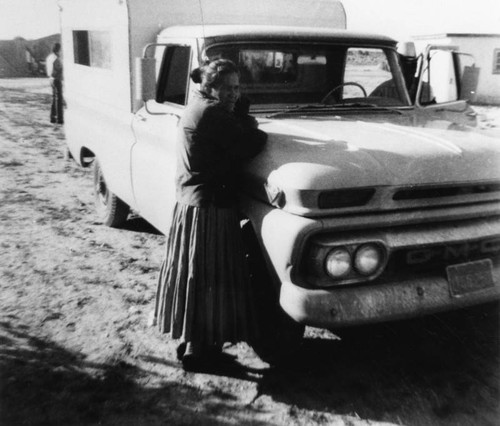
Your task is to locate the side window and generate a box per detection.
[493,49,500,74]
[157,45,191,105]
[455,53,479,101]
[419,50,458,105]
[73,30,112,69]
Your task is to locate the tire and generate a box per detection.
[93,160,130,227]
[242,222,305,365]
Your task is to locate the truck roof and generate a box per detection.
[157,25,397,47]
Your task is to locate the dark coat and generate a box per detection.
[176,90,267,207]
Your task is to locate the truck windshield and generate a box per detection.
[207,44,410,110]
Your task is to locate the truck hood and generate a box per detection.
[244,113,500,216]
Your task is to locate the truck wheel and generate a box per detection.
[242,222,305,365]
[93,160,130,227]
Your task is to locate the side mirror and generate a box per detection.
[135,57,156,103]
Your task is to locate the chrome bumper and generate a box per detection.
[280,267,500,328]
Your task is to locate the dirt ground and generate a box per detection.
[0,78,499,426]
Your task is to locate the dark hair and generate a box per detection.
[53,43,61,54]
[190,59,239,92]
[189,67,203,84]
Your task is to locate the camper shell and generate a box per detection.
[59,0,500,355]
[59,0,347,114]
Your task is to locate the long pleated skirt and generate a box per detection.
[154,202,257,347]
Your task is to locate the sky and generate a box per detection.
[342,0,500,39]
[0,0,499,40]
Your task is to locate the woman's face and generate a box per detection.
[211,72,240,112]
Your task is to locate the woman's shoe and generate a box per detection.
[180,343,240,372]
[181,342,207,372]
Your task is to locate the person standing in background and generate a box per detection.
[46,43,63,124]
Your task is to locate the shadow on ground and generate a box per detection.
[0,320,268,426]
[121,215,163,236]
[258,302,500,425]
[1,304,498,426]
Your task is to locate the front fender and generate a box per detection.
[240,194,322,288]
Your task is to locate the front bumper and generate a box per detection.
[280,266,500,328]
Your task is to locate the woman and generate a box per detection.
[154,59,267,371]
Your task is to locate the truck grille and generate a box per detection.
[312,182,500,217]
[393,182,500,201]
[383,235,500,277]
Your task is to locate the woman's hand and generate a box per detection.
[234,96,250,117]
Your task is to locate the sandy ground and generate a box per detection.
[0,78,499,426]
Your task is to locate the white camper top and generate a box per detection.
[157,25,395,46]
[59,0,346,113]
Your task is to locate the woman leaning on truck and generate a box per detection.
[154,59,267,371]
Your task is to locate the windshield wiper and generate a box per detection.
[265,104,338,118]
[327,102,404,115]
[265,102,403,118]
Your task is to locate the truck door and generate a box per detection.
[415,45,480,128]
[131,44,193,233]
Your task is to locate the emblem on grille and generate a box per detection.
[405,237,500,265]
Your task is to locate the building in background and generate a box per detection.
[413,33,500,105]
[0,34,60,78]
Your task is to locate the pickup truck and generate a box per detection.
[61,0,500,356]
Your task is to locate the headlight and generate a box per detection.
[325,247,351,278]
[354,244,383,275]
